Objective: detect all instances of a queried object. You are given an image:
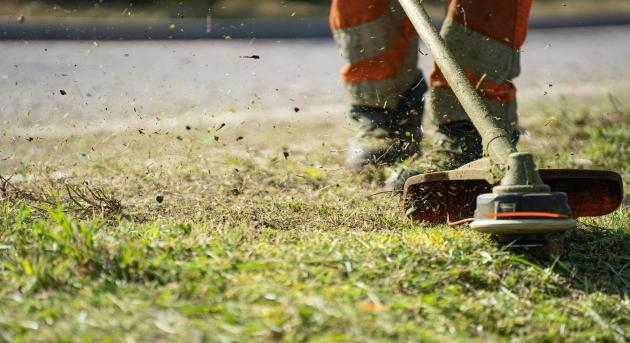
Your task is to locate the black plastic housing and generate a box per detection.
[474,192,573,220]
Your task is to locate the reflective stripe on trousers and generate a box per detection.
[330,0,532,130]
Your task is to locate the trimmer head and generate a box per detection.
[404,168,624,233]
[395,1,624,240]
[470,192,576,235]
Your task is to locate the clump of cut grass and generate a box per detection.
[1,175,124,220]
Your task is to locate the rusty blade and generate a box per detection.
[403,169,624,222]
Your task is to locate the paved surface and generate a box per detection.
[1,25,630,136]
[4,14,630,40]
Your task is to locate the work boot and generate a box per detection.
[346,75,428,171]
[430,120,485,169]
[385,121,520,190]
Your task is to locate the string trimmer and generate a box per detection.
[398,0,624,243]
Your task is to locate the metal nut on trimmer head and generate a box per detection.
[493,152,551,194]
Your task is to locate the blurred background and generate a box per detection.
[4,0,630,20]
[3,0,630,39]
[1,0,630,139]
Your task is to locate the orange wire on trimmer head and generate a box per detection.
[480,212,569,219]
[447,217,475,226]
[447,212,570,227]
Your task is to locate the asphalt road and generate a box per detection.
[1,25,630,136]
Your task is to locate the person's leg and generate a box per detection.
[330,0,427,170]
[385,0,532,190]
[428,0,533,166]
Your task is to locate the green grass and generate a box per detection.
[1,99,629,341]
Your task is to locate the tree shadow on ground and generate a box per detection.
[515,223,630,296]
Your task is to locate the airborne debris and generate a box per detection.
[294,107,300,113]
[185,125,191,130]
[156,194,164,203]
[214,136,220,142]
[236,136,244,141]
[59,90,67,95]
[216,123,226,131]
[239,55,260,59]
[283,150,290,159]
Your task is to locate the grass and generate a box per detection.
[0,96,629,341]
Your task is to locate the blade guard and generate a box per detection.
[404,169,624,222]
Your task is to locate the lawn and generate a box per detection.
[0,97,629,341]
